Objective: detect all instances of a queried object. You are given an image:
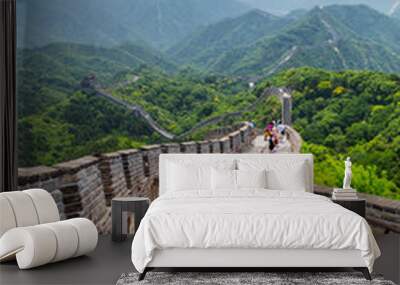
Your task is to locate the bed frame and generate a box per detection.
[139,248,370,280]
[139,154,371,281]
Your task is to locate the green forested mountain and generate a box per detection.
[264,68,400,199]
[18,91,154,168]
[325,5,400,52]
[18,1,400,74]
[17,0,249,49]
[173,5,400,75]
[17,65,256,166]
[170,9,291,66]
[17,41,253,166]
[17,42,180,166]
[17,42,175,119]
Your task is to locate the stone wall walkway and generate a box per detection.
[244,130,292,154]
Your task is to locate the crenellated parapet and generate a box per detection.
[219,137,231,153]
[97,152,128,206]
[209,139,221,153]
[118,149,146,196]
[54,156,109,233]
[140,145,162,178]
[229,131,242,153]
[197,141,211,154]
[180,141,198,153]
[17,124,254,234]
[161,143,181,154]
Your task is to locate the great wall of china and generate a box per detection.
[17,122,400,234]
[17,79,400,234]
[80,75,293,140]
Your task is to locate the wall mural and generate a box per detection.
[17,0,400,228]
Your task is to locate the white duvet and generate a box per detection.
[131,190,380,273]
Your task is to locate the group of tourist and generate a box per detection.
[264,120,286,152]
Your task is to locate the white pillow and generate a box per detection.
[236,169,267,189]
[266,165,306,191]
[166,159,236,193]
[211,168,237,191]
[237,158,308,191]
[167,162,211,191]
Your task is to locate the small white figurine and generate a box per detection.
[343,157,352,190]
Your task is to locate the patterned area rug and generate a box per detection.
[116,272,395,285]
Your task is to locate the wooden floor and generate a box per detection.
[0,233,399,285]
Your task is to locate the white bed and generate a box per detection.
[131,154,380,280]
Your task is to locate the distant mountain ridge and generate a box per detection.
[17,42,176,118]
[17,2,400,76]
[169,9,293,66]
[171,4,400,75]
[238,0,395,15]
[326,5,400,52]
[17,0,250,49]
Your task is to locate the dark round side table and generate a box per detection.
[111,197,150,242]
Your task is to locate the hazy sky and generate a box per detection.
[238,0,399,15]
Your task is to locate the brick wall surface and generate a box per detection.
[210,139,221,153]
[197,141,210,154]
[98,152,128,206]
[140,145,162,177]
[229,131,242,153]
[180,141,197,153]
[162,143,181,154]
[143,177,159,202]
[241,125,253,144]
[119,149,146,196]
[55,156,110,232]
[219,137,231,153]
